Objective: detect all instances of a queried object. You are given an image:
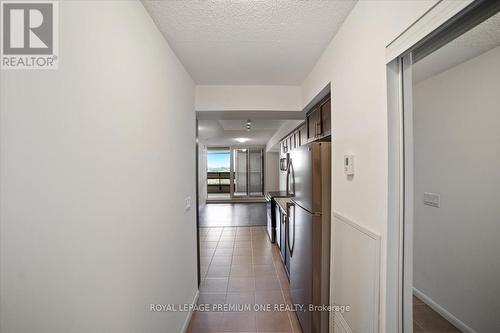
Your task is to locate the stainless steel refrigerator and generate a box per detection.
[286,142,331,333]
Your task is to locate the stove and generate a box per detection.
[265,191,290,243]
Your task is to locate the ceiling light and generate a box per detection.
[235,138,250,143]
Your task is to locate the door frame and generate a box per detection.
[386,1,500,331]
[230,145,265,198]
[203,145,266,199]
[195,119,201,286]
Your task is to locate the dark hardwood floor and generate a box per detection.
[199,203,267,227]
[413,295,460,332]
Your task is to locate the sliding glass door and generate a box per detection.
[232,148,264,197]
[248,149,264,196]
[233,149,248,197]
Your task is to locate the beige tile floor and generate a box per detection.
[188,226,302,333]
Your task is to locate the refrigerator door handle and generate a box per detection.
[286,159,290,195]
[286,159,295,196]
[286,202,295,257]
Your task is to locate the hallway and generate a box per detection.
[189,226,302,333]
[3,1,498,332]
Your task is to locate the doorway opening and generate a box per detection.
[389,1,500,332]
[205,146,265,202]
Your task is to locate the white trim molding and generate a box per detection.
[334,312,354,333]
[386,0,474,63]
[331,212,381,333]
[386,57,405,333]
[333,212,381,240]
[413,288,476,333]
[181,290,199,333]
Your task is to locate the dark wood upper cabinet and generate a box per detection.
[299,125,307,146]
[279,95,330,154]
[307,107,320,140]
[306,96,331,140]
[281,140,287,154]
[320,98,331,135]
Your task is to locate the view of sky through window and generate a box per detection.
[207,150,230,172]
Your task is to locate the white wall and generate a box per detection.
[265,120,303,193]
[300,1,438,331]
[0,1,197,333]
[264,152,279,193]
[413,46,500,332]
[196,85,302,111]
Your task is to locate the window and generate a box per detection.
[207,150,230,172]
[207,149,230,194]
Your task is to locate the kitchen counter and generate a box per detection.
[274,197,293,216]
[265,191,290,201]
[265,192,292,244]
[267,191,289,198]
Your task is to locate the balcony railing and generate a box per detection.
[207,172,230,193]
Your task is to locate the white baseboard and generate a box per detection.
[333,312,353,333]
[413,288,475,333]
[181,290,199,333]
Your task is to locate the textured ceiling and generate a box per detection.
[198,119,284,146]
[141,0,356,84]
[414,11,500,83]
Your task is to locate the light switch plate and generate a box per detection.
[423,192,440,208]
[185,196,191,211]
[344,155,354,176]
